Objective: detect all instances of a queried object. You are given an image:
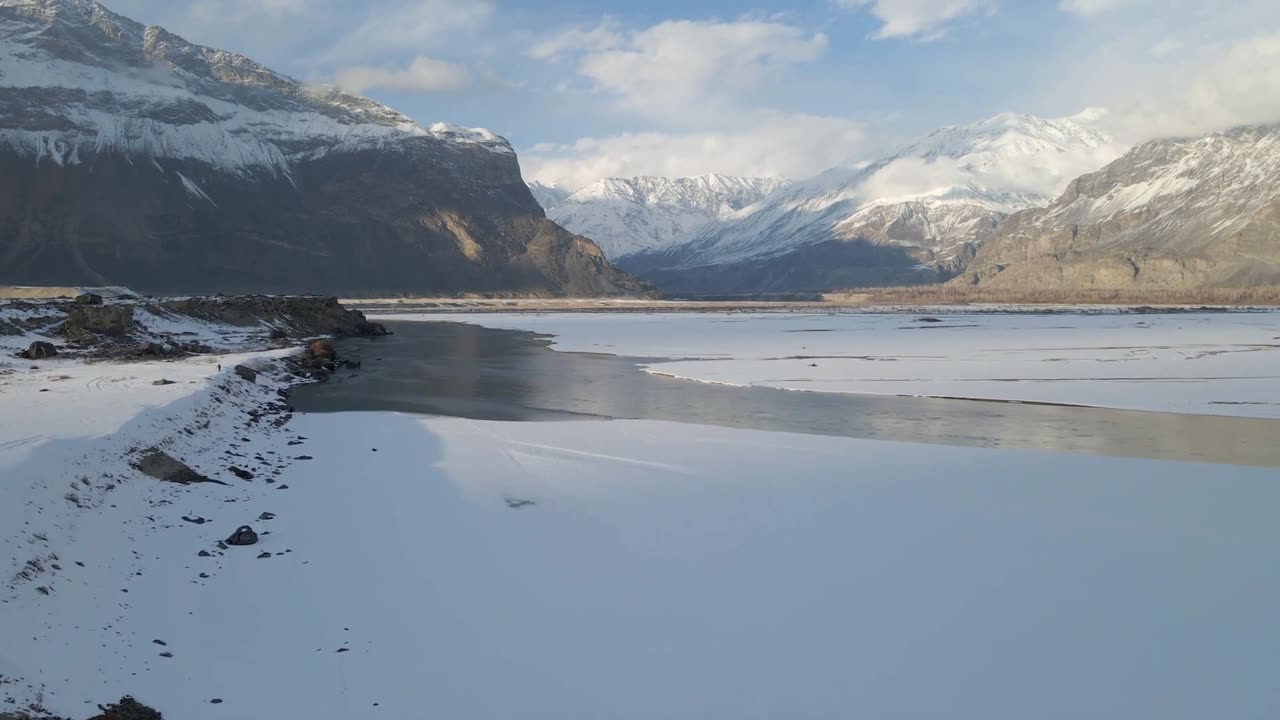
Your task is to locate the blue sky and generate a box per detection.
[107,0,1280,188]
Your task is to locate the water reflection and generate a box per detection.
[289,321,1280,467]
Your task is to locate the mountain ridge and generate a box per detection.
[614,112,1125,293]
[956,122,1280,289]
[0,0,646,296]
[536,174,789,260]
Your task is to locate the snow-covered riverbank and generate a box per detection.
[4,308,1279,719]
[398,311,1280,418]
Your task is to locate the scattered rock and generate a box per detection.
[336,648,350,654]
[258,512,276,521]
[228,466,255,481]
[233,365,258,383]
[295,455,313,461]
[133,450,224,485]
[197,550,212,558]
[914,317,945,323]
[210,698,223,705]
[158,652,173,658]
[257,552,272,559]
[181,516,208,525]
[277,485,289,490]
[152,379,177,386]
[505,497,536,509]
[75,292,105,305]
[225,526,259,546]
[199,572,210,579]
[152,639,167,646]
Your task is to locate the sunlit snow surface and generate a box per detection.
[2,310,1280,719]
[407,311,1280,418]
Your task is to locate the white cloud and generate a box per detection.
[334,56,471,93]
[1050,0,1280,142]
[522,113,866,190]
[320,0,495,64]
[525,18,862,189]
[1057,0,1135,16]
[836,0,996,40]
[1100,32,1280,140]
[537,19,828,120]
[529,19,624,60]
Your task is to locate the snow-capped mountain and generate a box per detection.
[959,123,1280,289]
[0,0,509,174]
[0,0,645,296]
[538,175,790,260]
[528,181,571,211]
[627,113,1124,292]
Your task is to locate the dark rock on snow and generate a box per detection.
[20,340,58,359]
[132,451,223,485]
[225,526,259,546]
[86,696,163,720]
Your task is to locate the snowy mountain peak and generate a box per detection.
[634,111,1127,276]
[539,174,789,259]
[0,0,511,176]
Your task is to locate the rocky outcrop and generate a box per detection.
[158,296,388,339]
[957,123,1280,289]
[0,0,647,297]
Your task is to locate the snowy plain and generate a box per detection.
[3,308,1280,719]
[395,311,1280,418]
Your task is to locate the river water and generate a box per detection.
[290,320,1280,467]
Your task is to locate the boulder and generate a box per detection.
[309,339,338,361]
[61,305,136,341]
[21,340,58,359]
[234,365,258,383]
[132,450,221,485]
[75,293,104,305]
[226,526,259,546]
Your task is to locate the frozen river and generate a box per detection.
[292,317,1280,467]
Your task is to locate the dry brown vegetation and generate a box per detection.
[825,286,1280,307]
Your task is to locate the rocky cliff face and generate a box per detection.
[958,123,1280,289]
[0,0,646,296]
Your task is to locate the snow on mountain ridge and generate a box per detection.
[653,112,1126,270]
[541,174,789,260]
[0,0,510,177]
[960,122,1280,288]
